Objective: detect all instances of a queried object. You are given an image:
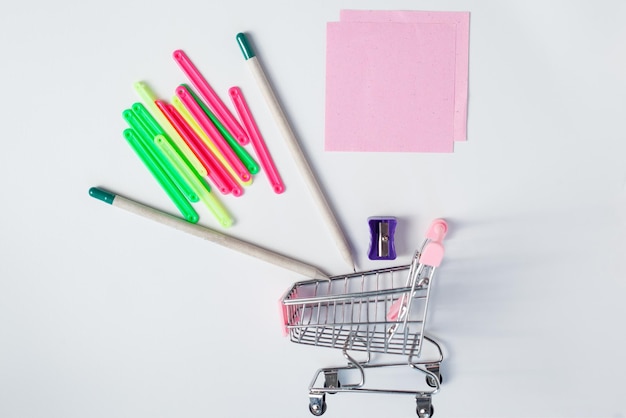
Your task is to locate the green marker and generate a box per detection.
[154,134,234,228]
[132,103,166,137]
[123,106,198,203]
[182,84,259,175]
[133,81,208,177]
[172,96,252,187]
[123,128,199,223]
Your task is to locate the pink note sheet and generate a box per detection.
[324,21,457,152]
[340,10,470,142]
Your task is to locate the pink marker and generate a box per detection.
[229,86,285,194]
[173,49,249,146]
[175,86,251,184]
[155,100,243,196]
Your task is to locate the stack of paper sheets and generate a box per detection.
[325,10,470,152]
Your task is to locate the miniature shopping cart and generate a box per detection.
[280,219,448,418]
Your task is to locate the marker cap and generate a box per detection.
[89,187,115,204]
[236,33,255,60]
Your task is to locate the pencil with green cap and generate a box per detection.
[236,32,356,271]
[89,187,329,280]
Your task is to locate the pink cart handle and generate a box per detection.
[419,241,445,267]
[279,299,289,337]
[386,297,404,321]
[425,218,448,242]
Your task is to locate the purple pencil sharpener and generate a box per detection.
[367,217,397,260]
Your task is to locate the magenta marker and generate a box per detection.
[229,86,285,194]
[173,49,249,146]
[155,100,241,196]
[175,86,251,183]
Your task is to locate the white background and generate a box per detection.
[1,1,625,417]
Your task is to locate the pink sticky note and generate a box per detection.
[340,10,470,142]
[325,21,456,152]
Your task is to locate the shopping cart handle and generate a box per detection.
[280,299,289,337]
[387,298,403,321]
[425,218,448,242]
[420,241,445,267]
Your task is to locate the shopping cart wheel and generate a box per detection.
[426,373,442,387]
[308,394,327,416]
[416,395,434,418]
[425,363,442,388]
[416,404,434,418]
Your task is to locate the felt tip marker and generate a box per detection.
[123,107,199,204]
[155,100,239,196]
[154,134,234,227]
[172,49,249,146]
[172,95,250,189]
[176,86,251,183]
[122,128,199,223]
[229,86,285,194]
[133,81,207,177]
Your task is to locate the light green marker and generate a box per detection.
[123,106,198,204]
[154,134,234,228]
[133,81,207,177]
[123,129,199,224]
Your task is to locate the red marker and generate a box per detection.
[155,100,242,196]
[229,86,285,194]
[173,49,249,145]
[175,86,251,184]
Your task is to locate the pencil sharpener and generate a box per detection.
[368,217,397,260]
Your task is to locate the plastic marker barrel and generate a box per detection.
[176,86,251,183]
[123,128,199,223]
[123,107,198,203]
[172,49,249,145]
[172,96,250,190]
[229,86,285,194]
[133,81,207,177]
[156,100,239,197]
[182,84,259,175]
[155,134,233,227]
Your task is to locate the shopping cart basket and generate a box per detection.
[280,219,448,418]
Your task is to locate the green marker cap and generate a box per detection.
[89,187,116,204]
[236,33,255,60]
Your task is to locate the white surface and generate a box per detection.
[1,1,625,417]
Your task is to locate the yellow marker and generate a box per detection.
[172,96,252,186]
[133,81,207,177]
[154,134,234,228]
